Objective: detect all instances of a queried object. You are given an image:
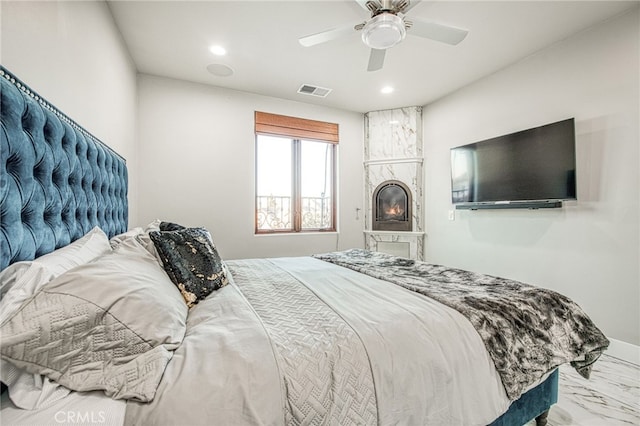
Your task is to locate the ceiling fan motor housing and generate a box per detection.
[362,13,407,50]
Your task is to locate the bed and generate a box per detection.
[0,65,609,426]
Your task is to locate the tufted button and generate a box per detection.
[43,204,59,224]
[20,205,35,229]
[51,166,61,181]
[6,153,21,178]
[34,160,50,183]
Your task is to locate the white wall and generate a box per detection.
[137,75,364,259]
[423,8,639,345]
[0,1,139,224]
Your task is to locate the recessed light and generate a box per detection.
[381,86,394,94]
[209,45,227,56]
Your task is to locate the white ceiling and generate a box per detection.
[107,0,637,113]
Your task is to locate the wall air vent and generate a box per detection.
[297,84,332,98]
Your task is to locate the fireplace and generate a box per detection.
[364,107,424,259]
[373,180,412,231]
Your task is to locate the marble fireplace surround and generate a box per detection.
[364,106,424,260]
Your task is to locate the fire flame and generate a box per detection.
[385,204,404,216]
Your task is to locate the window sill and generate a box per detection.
[255,231,338,237]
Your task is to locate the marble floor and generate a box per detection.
[526,354,639,426]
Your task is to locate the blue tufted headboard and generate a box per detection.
[0,66,128,271]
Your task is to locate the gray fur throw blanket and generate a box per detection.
[313,249,609,400]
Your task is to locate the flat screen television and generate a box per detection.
[450,118,576,209]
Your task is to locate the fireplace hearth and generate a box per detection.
[373,180,412,232]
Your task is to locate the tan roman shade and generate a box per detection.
[255,111,339,143]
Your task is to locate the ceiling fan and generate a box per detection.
[298,0,468,72]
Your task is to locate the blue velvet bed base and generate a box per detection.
[490,369,559,426]
[0,66,128,270]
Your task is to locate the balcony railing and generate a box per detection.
[256,195,332,231]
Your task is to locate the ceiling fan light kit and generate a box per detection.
[362,13,406,50]
[298,0,468,71]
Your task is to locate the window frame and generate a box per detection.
[254,111,338,235]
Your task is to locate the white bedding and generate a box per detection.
[274,257,511,425]
[2,256,535,425]
[122,256,513,426]
[0,390,126,426]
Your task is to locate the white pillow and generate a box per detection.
[144,219,162,232]
[0,226,111,409]
[34,226,112,277]
[1,236,188,402]
[109,227,144,249]
[106,220,164,264]
[0,226,111,320]
[1,364,71,410]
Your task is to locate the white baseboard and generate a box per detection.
[606,338,640,365]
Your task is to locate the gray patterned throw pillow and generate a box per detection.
[150,228,228,307]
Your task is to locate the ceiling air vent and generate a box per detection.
[297,84,332,98]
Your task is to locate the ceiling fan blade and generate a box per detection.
[299,24,356,47]
[367,48,386,72]
[409,19,468,45]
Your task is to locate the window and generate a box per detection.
[255,112,337,233]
